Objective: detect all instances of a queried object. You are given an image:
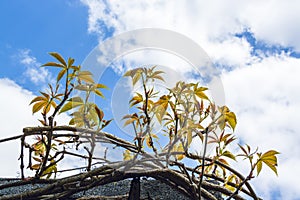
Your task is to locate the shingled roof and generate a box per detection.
[0,178,223,199]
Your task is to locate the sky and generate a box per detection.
[0,0,300,199]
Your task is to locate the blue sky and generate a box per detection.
[0,1,98,92]
[1,1,300,199]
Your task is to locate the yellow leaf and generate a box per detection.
[123,68,142,78]
[69,118,75,125]
[132,71,142,86]
[152,75,165,82]
[224,174,237,192]
[194,86,209,100]
[176,143,185,160]
[42,161,57,179]
[130,93,143,106]
[217,116,226,130]
[31,164,41,170]
[123,150,133,161]
[49,52,67,66]
[96,83,108,89]
[154,95,170,123]
[260,150,280,176]
[195,91,209,100]
[94,89,104,98]
[29,96,46,105]
[257,161,263,176]
[42,62,65,68]
[263,159,278,176]
[59,101,83,114]
[77,71,94,83]
[219,106,229,113]
[261,150,280,158]
[40,92,50,99]
[32,101,47,114]
[219,158,230,166]
[222,150,236,161]
[225,112,237,130]
[57,68,66,82]
[74,84,89,91]
[123,118,136,127]
[50,100,57,109]
[146,137,152,148]
[32,157,42,162]
[187,130,193,146]
[68,97,83,103]
[43,103,51,115]
[67,58,75,68]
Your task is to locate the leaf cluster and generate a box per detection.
[4,54,279,200]
[26,52,109,178]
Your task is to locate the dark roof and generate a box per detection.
[0,178,190,200]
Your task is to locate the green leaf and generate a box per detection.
[49,52,67,66]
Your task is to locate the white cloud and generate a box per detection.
[18,49,52,85]
[207,37,255,67]
[0,78,37,177]
[0,78,72,178]
[80,0,300,63]
[241,0,300,51]
[222,54,300,199]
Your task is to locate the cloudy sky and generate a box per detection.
[1,1,300,199]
